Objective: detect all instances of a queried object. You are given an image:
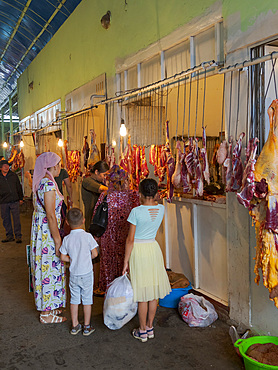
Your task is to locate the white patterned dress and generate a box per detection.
[30,178,66,311]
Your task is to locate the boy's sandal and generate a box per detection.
[93,288,105,297]
[70,323,82,335]
[146,327,154,339]
[132,328,148,343]
[83,325,95,336]
[40,313,67,324]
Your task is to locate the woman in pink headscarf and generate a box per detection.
[93,165,139,294]
[30,152,67,324]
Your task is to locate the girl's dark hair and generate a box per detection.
[91,160,109,174]
[139,178,158,198]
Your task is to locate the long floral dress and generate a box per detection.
[95,189,139,292]
[30,178,66,311]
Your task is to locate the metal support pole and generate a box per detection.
[9,97,13,145]
[1,108,4,157]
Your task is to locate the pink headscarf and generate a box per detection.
[32,152,63,198]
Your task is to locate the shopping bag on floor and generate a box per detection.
[103,273,137,330]
[178,293,218,327]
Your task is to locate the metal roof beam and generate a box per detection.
[0,0,32,63]
[2,0,67,88]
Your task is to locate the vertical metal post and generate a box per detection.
[190,36,196,69]
[116,73,121,154]
[193,203,199,289]
[1,108,4,157]
[137,63,141,88]
[215,21,222,64]
[9,97,13,145]
[124,70,128,92]
[104,73,109,146]
[161,50,165,80]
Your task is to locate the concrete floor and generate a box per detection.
[0,208,244,370]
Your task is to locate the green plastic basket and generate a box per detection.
[234,336,278,370]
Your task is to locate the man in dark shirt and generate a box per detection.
[0,159,23,243]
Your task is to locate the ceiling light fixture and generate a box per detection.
[120,119,127,137]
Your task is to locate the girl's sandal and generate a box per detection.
[146,327,154,339]
[40,313,67,324]
[132,328,148,343]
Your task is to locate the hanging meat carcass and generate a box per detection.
[140,146,149,179]
[223,137,233,191]
[133,145,141,189]
[149,145,156,167]
[163,121,175,202]
[120,137,133,186]
[216,140,228,165]
[172,141,182,188]
[230,132,245,191]
[200,127,210,185]
[82,136,90,169]
[246,100,278,308]
[194,139,204,197]
[87,129,100,167]
[180,141,191,194]
[237,138,259,209]
[67,151,81,183]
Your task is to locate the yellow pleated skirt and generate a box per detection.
[129,240,171,302]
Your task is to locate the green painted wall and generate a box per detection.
[18,0,217,119]
[223,0,278,32]
[18,0,278,119]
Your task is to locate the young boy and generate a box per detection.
[60,207,98,336]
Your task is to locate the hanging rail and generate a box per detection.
[96,60,217,105]
[218,51,278,74]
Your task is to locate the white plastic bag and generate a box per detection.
[103,274,137,330]
[178,293,218,327]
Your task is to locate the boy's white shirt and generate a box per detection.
[59,229,98,276]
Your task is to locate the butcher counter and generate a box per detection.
[157,196,228,305]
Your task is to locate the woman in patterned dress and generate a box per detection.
[94,165,139,293]
[30,152,67,324]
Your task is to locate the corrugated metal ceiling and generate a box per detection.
[0,0,82,111]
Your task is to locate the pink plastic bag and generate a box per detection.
[178,293,218,327]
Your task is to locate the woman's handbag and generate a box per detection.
[89,195,108,237]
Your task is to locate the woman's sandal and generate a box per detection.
[49,309,62,316]
[146,327,154,339]
[132,328,148,343]
[40,312,67,324]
